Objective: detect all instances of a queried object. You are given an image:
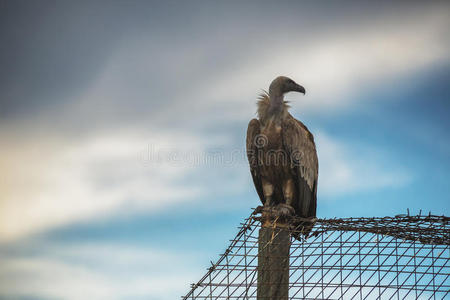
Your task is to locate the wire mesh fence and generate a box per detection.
[182,209,449,300]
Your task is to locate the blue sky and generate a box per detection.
[0,1,449,299]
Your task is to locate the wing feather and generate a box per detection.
[246,119,265,204]
[282,116,318,217]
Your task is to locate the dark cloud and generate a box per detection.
[0,5,449,297]
[0,1,119,116]
[0,0,447,139]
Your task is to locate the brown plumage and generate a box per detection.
[246,76,318,236]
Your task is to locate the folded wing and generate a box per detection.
[246,118,265,204]
[281,116,318,218]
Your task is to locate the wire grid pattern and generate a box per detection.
[182,210,449,300]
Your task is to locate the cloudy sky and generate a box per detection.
[0,1,449,299]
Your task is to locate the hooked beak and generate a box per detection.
[295,84,306,95]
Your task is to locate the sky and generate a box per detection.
[0,1,449,299]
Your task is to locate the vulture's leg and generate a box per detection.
[282,179,295,206]
[282,179,295,212]
[261,178,274,206]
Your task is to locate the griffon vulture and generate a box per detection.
[246,76,318,235]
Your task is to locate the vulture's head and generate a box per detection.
[269,76,305,97]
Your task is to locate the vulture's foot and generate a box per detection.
[274,203,295,218]
[259,204,294,227]
[254,206,264,214]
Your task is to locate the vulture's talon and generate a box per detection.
[275,204,295,217]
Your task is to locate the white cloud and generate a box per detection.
[316,132,413,197]
[0,131,208,241]
[0,127,413,241]
[197,7,449,119]
[0,242,200,300]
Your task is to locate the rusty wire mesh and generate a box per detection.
[182,209,449,300]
